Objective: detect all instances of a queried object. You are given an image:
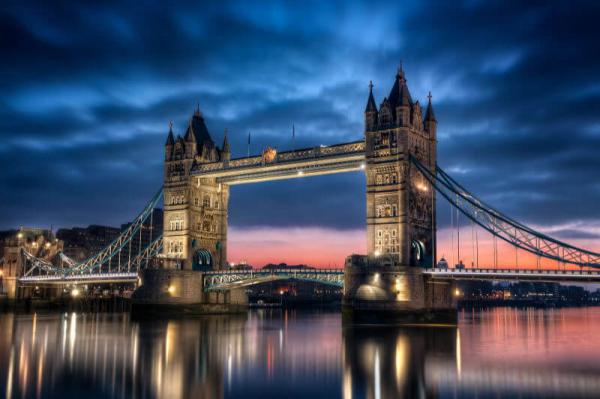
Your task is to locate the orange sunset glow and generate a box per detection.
[229,225,600,270]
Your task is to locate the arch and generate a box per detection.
[193,249,212,271]
[411,240,426,267]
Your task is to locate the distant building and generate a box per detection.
[56,208,163,264]
[0,227,62,298]
[262,263,315,270]
[57,224,121,261]
[120,208,163,258]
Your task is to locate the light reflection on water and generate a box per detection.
[1,308,600,398]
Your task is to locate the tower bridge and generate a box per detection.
[10,67,600,322]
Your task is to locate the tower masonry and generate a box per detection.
[364,68,437,267]
[163,107,229,270]
[343,68,455,324]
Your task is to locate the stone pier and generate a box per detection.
[342,255,457,324]
[131,268,248,316]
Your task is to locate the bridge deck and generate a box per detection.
[191,140,366,184]
[425,268,600,282]
[18,267,600,286]
[18,273,139,285]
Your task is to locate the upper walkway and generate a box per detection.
[191,140,366,184]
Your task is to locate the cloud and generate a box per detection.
[0,1,599,264]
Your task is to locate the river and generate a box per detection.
[1,307,600,398]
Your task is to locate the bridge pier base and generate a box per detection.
[131,269,248,316]
[342,255,457,325]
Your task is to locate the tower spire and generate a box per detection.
[222,128,230,153]
[365,80,378,112]
[165,121,175,146]
[425,91,436,122]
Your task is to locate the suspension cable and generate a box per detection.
[450,203,454,267]
[409,155,600,268]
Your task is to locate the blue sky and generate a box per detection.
[1,0,599,251]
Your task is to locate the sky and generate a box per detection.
[1,0,599,267]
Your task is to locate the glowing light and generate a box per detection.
[17,232,23,239]
[454,288,461,297]
[297,170,304,176]
[0,270,3,277]
[373,273,380,283]
[279,290,284,295]
[374,250,381,257]
[415,182,429,192]
[45,242,51,248]
[168,285,175,294]
[360,163,366,169]
[71,288,80,298]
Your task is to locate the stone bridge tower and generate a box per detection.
[344,67,454,324]
[364,67,437,267]
[163,107,229,270]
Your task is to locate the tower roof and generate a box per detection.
[365,81,378,112]
[388,65,413,108]
[425,91,436,122]
[184,105,215,151]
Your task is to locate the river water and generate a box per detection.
[1,307,600,398]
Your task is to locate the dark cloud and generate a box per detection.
[0,0,599,237]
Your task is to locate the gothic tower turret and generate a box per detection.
[424,91,437,138]
[165,121,175,161]
[364,65,436,268]
[163,106,229,271]
[222,128,231,162]
[365,81,378,132]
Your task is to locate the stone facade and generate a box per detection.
[163,108,230,270]
[364,68,437,267]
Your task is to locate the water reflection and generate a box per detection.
[1,308,600,398]
[343,324,456,398]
